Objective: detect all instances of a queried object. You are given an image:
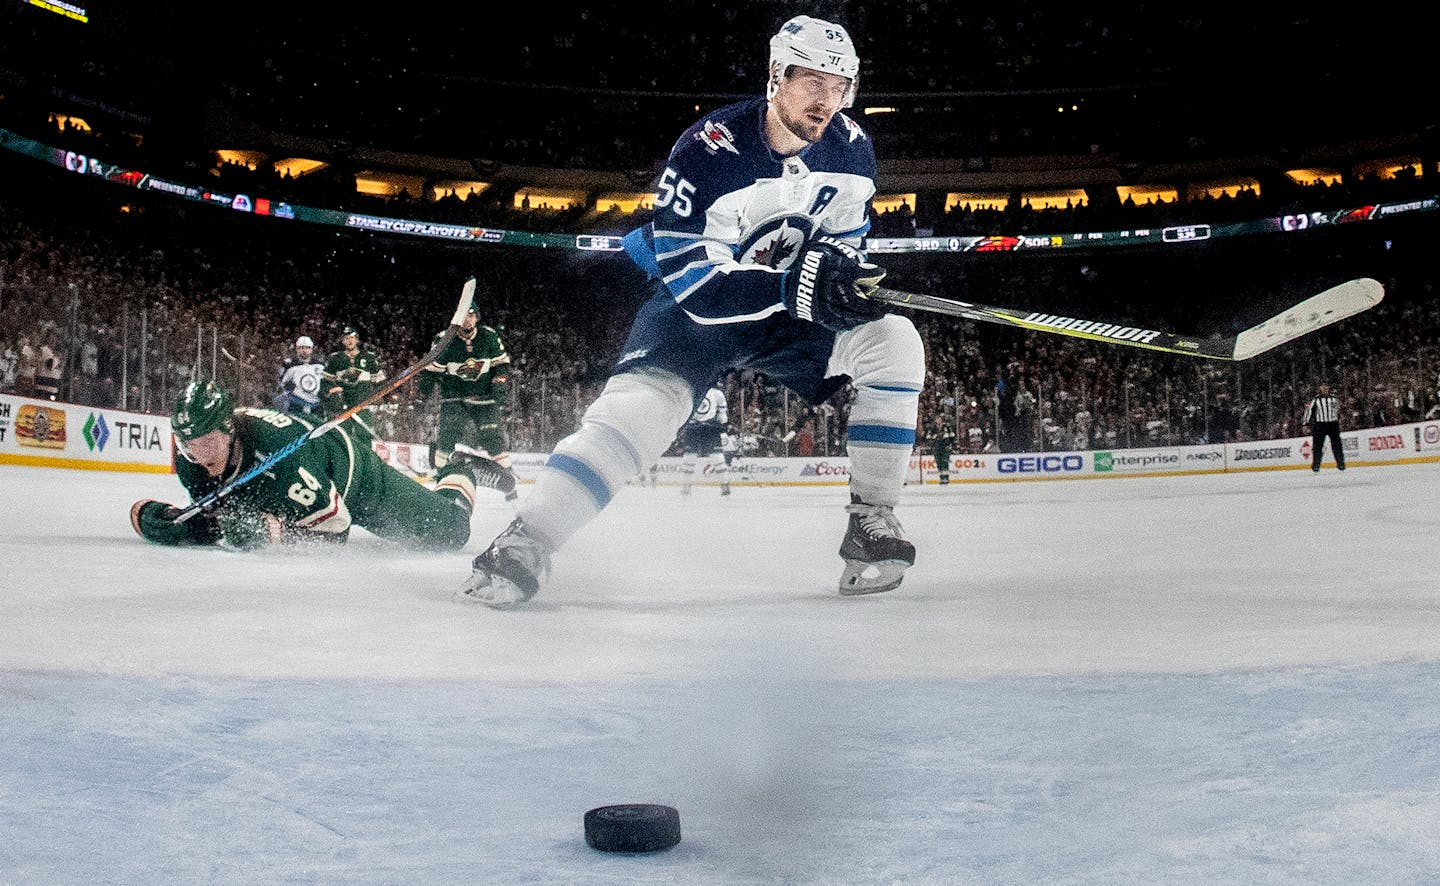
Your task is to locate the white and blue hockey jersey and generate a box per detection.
[278,358,324,407]
[688,386,729,427]
[623,97,876,327]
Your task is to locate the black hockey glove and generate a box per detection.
[130,499,221,547]
[782,238,888,332]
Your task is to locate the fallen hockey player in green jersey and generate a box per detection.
[131,380,514,551]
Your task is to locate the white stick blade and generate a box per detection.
[1231,277,1384,360]
[449,277,477,326]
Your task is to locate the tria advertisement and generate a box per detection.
[0,394,173,473]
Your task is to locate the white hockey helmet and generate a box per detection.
[767,15,860,107]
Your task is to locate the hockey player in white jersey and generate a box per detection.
[457,14,924,607]
[274,336,324,415]
[679,384,728,495]
[718,427,741,496]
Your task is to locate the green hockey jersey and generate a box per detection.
[418,325,510,405]
[323,348,386,412]
[174,407,470,550]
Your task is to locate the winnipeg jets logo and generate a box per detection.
[753,235,799,269]
[739,218,813,269]
[695,120,739,155]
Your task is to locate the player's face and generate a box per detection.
[177,429,233,477]
[343,333,359,350]
[297,345,312,359]
[773,65,850,144]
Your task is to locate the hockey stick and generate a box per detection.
[869,277,1384,361]
[172,277,477,523]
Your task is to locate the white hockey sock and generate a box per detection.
[846,388,918,507]
[828,314,926,508]
[518,370,693,551]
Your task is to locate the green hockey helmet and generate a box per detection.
[171,380,234,442]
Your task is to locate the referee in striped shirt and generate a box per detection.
[1303,383,1345,472]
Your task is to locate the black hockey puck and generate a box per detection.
[584,803,681,853]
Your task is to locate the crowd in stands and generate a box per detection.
[4,142,1437,466]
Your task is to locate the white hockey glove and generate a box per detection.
[782,237,888,332]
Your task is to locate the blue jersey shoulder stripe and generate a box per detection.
[622,226,658,278]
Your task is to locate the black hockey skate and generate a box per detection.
[449,447,518,501]
[837,494,915,595]
[454,517,551,609]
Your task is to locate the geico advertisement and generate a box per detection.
[994,452,1089,477]
[0,394,172,467]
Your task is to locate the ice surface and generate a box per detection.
[3,463,1439,884]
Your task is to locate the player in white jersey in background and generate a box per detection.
[718,426,741,496]
[274,336,325,415]
[457,14,925,607]
[680,384,728,495]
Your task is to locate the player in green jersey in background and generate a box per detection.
[322,325,386,429]
[418,305,517,500]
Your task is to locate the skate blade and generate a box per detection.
[453,573,529,609]
[838,559,910,596]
